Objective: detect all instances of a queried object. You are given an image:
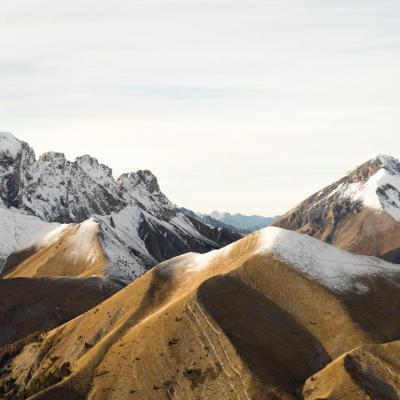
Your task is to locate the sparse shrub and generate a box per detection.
[0,331,43,367]
[13,362,71,399]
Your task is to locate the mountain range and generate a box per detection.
[208,211,276,232]
[2,134,400,400]
[0,132,241,284]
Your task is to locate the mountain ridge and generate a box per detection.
[208,211,276,232]
[275,154,400,262]
[0,132,241,283]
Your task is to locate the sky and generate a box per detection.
[1,0,400,216]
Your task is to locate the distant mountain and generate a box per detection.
[180,207,243,234]
[209,210,276,232]
[275,154,400,262]
[0,132,241,283]
[5,227,400,399]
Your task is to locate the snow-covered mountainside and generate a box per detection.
[0,132,241,282]
[0,207,61,267]
[275,154,400,262]
[257,226,400,293]
[323,155,400,222]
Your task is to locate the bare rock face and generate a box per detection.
[0,133,36,210]
[275,155,400,261]
[0,132,242,283]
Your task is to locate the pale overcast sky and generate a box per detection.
[1,0,400,215]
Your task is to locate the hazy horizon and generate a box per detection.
[1,1,399,215]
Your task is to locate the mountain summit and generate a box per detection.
[0,132,241,283]
[275,154,400,262]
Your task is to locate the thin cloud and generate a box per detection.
[0,0,399,215]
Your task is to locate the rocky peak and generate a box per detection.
[342,154,400,186]
[0,133,175,222]
[377,154,400,175]
[276,154,400,245]
[135,170,160,193]
[117,170,172,215]
[39,151,67,166]
[347,158,382,184]
[0,133,35,164]
[99,163,113,178]
[0,134,35,208]
[75,154,101,171]
[75,154,114,184]
[0,132,243,282]
[118,170,159,193]
[0,132,22,157]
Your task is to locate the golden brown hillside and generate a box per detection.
[303,339,400,399]
[2,220,108,280]
[2,227,400,399]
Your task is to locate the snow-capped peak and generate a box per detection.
[321,155,400,222]
[118,169,161,194]
[0,132,22,157]
[0,133,163,222]
[0,132,240,282]
[377,154,400,173]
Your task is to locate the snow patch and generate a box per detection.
[160,239,237,275]
[0,208,61,270]
[67,219,100,265]
[38,224,70,247]
[187,241,237,272]
[329,166,400,222]
[0,132,21,156]
[257,227,400,293]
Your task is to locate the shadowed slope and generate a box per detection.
[303,340,400,400]
[0,276,121,346]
